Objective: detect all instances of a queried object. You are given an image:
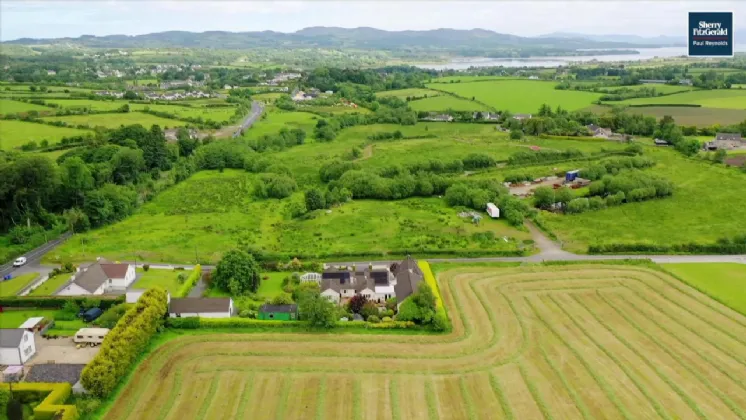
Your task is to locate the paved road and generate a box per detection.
[0,232,71,279]
[232,101,264,138]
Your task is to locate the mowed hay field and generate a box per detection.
[0,120,92,150]
[428,80,603,113]
[103,264,746,419]
[612,89,746,109]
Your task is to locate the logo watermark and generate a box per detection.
[688,12,733,57]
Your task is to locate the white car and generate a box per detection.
[13,257,27,267]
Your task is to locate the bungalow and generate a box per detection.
[512,114,532,121]
[423,114,453,122]
[473,112,500,121]
[0,329,36,365]
[57,259,136,296]
[654,138,671,146]
[169,297,233,318]
[587,124,613,138]
[258,304,298,321]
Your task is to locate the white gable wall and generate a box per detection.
[0,331,36,365]
[108,265,136,290]
[321,289,340,304]
[57,282,103,296]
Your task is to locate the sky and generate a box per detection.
[1,1,744,41]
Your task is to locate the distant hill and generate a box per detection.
[2,27,667,52]
[540,32,685,46]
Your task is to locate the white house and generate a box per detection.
[486,202,500,218]
[0,329,36,365]
[318,257,422,305]
[300,272,321,283]
[58,259,136,296]
[168,297,233,318]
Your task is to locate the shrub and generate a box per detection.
[0,383,78,420]
[0,296,122,310]
[80,288,168,397]
[143,264,150,272]
[175,265,201,297]
[381,316,393,322]
[367,315,381,323]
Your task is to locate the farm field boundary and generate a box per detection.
[99,264,746,419]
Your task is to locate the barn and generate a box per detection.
[0,329,36,365]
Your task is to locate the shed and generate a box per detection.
[258,304,298,321]
[486,203,500,218]
[19,317,45,332]
[565,170,580,182]
[0,329,36,365]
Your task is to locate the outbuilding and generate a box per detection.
[486,202,500,218]
[258,304,298,321]
[0,329,36,365]
[73,328,110,344]
[169,297,233,318]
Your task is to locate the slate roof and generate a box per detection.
[0,329,25,348]
[25,364,86,384]
[320,269,391,293]
[393,256,424,303]
[715,133,743,141]
[69,261,130,293]
[169,298,232,313]
[260,304,298,313]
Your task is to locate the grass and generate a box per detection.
[28,273,72,296]
[375,88,441,99]
[408,95,489,112]
[0,309,59,328]
[95,264,746,420]
[297,105,372,115]
[0,272,39,296]
[0,120,93,150]
[662,263,746,316]
[603,84,697,94]
[543,146,746,252]
[131,103,237,123]
[252,92,284,102]
[0,99,54,115]
[588,104,746,127]
[242,110,318,140]
[206,271,288,300]
[41,112,188,129]
[428,80,603,113]
[44,99,127,111]
[131,268,185,295]
[612,89,746,109]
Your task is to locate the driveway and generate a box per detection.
[31,333,99,365]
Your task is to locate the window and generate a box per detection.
[98,336,104,339]
[24,347,32,356]
[77,335,84,339]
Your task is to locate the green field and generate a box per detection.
[45,169,531,264]
[0,309,59,328]
[131,268,184,295]
[133,104,237,123]
[375,88,441,99]
[604,84,697,94]
[0,99,54,115]
[663,263,746,316]
[252,92,284,102]
[0,272,39,296]
[297,105,373,115]
[429,75,516,84]
[543,146,746,252]
[613,89,746,109]
[588,104,746,127]
[408,95,489,112]
[0,120,93,150]
[28,273,72,296]
[44,99,127,111]
[242,110,318,139]
[429,80,603,113]
[42,112,188,129]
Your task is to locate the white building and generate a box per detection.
[57,259,136,296]
[486,203,500,218]
[0,329,36,365]
[168,297,233,318]
[74,328,110,344]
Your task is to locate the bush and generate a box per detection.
[381,316,393,322]
[80,288,168,397]
[143,264,150,272]
[175,265,201,297]
[367,315,381,323]
[0,383,78,420]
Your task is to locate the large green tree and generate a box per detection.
[213,249,262,294]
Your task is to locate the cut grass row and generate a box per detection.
[98,264,746,419]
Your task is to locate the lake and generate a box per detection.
[414,47,746,70]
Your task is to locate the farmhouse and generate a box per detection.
[311,257,423,306]
[705,133,745,150]
[169,297,233,318]
[258,304,298,321]
[586,124,613,138]
[57,259,135,296]
[0,329,36,365]
[473,112,500,121]
[423,113,453,122]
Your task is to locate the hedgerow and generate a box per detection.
[80,288,168,397]
[0,295,123,310]
[175,264,201,297]
[0,383,78,420]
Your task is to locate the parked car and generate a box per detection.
[13,257,27,267]
[79,308,103,323]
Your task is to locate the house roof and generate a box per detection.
[72,263,109,293]
[101,263,129,279]
[169,298,232,313]
[18,317,44,329]
[260,304,298,313]
[0,329,26,348]
[715,133,743,141]
[393,256,424,303]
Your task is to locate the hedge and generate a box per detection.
[0,295,123,310]
[0,383,78,420]
[589,242,746,254]
[167,317,419,330]
[80,288,168,397]
[417,260,451,332]
[175,264,201,297]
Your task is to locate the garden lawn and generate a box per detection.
[0,99,54,115]
[612,89,746,109]
[257,272,289,300]
[0,272,39,296]
[131,268,184,295]
[542,146,746,252]
[408,95,489,112]
[428,80,603,113]
[29,273,72,296]
[0,309,58,328]
[41,112,188,129]
[663,263,746,316]
[0,120,93,150]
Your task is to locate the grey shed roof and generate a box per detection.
[169,298,231,313]
[260,304,298,313]
[0,329,25,348]
[715,133,743,141]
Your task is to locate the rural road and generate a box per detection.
[232,100,264,138]
[0,232,71,279]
